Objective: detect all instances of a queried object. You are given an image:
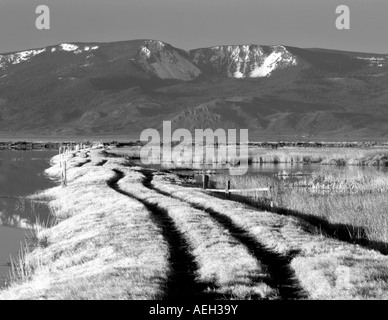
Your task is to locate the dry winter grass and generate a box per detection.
[0,153,169,300]
[111,145,388,166]
[1,148,388,300]
[150,173,388,299]
[248,147,388,165]
[209,171,388,253]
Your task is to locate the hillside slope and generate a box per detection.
[0,39,387,140]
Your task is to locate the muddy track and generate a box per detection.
[140,169,307,300]
[76,159,92,167]
[107,169,213,300]
[95,159,108,167]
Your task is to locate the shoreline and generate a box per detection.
[0,147,388,299]
[1,140,388,150]
[0,226,30,290]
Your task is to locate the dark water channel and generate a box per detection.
[0,150,56,288]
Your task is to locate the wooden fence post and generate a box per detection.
[61,160,63,185]
[59,147,62,168]
[61,160,67,186]
[202,174,209,190]
[225,180,231,199]
[64,160,67,186]
[269,186,273,208]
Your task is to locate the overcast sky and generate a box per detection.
[0,0,387,54]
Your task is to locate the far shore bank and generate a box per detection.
[4,141,388,169]
[1,140,388,150]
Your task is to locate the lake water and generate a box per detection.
[0,150,56,288]
[139,160,388,181]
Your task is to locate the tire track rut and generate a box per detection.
[107,169,213,300]
[140,169,307,300]
[95,159,108,167]
[76,159,92,167]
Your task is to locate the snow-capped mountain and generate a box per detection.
[0,39,388,140]
[190,45,297,78]
[0,41,300,80]
[0,49,46,68]
[0,44,100,69]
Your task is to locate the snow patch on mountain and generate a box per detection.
[140,46,151,58]
[60,44,79,52]
[356,56,387,67]
[0,43,101,71]
[251,48,297,77]
[58,44,99,54]
[0,49,46,69]
[84,46,99,52]
[190,44,297,78]
[250,51,283,77]
[11,49,46,64]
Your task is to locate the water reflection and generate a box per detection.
[0,150,56,288]
[0,226,27,288]
[0,150,56,195]
[0,198,54,229]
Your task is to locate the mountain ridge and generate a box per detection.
[0,39,387,140]
[2,39,388,56]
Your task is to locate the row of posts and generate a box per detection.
[59,143,86,186]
